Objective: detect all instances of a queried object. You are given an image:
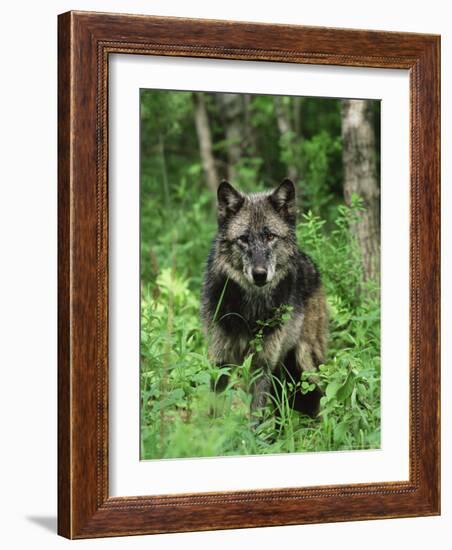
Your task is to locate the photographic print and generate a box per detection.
[140,90,381,460]
[58,12,440,537]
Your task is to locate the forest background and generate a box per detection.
[140,90,381,459]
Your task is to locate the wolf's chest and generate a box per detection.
[217,291,286,337]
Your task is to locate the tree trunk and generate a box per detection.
[293,96,303,137]
[274,96,298,183]
[217,93,243,181]
[193,92,219,195]
[243,94,258,156]
[341,99,380,286]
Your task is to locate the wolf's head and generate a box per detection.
[215,179,299,289]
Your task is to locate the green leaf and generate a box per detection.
[336,372,356,402]
[325,380,342,399]
[334,421,347,443]
[351,387,357,409]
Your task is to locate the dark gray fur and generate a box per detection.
[201,179,328,417]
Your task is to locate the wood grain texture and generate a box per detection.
[57,10,72,538]
[57,10,440,539]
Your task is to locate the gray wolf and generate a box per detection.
[201,179,328,417]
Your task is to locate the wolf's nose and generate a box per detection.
[252,268,268,286]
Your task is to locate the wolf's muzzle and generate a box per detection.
[252,267,268,287]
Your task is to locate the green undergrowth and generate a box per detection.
[140,196,380,460]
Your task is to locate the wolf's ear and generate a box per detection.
[269,179,297,223]
[217,180,244,224]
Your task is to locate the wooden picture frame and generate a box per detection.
[58,10,440,539]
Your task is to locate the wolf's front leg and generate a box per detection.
[208,325,246,393]
[211,365,230,393]
[250,331,283,416]
[250,369,272,413]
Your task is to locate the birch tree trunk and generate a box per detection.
[193,92,219,195]
[274,96,298,182]
[341,99,380,286]
[217,93,243,182]
[243,94,258,156]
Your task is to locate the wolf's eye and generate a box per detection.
[267,233,276,242]
[237,235,249,245]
